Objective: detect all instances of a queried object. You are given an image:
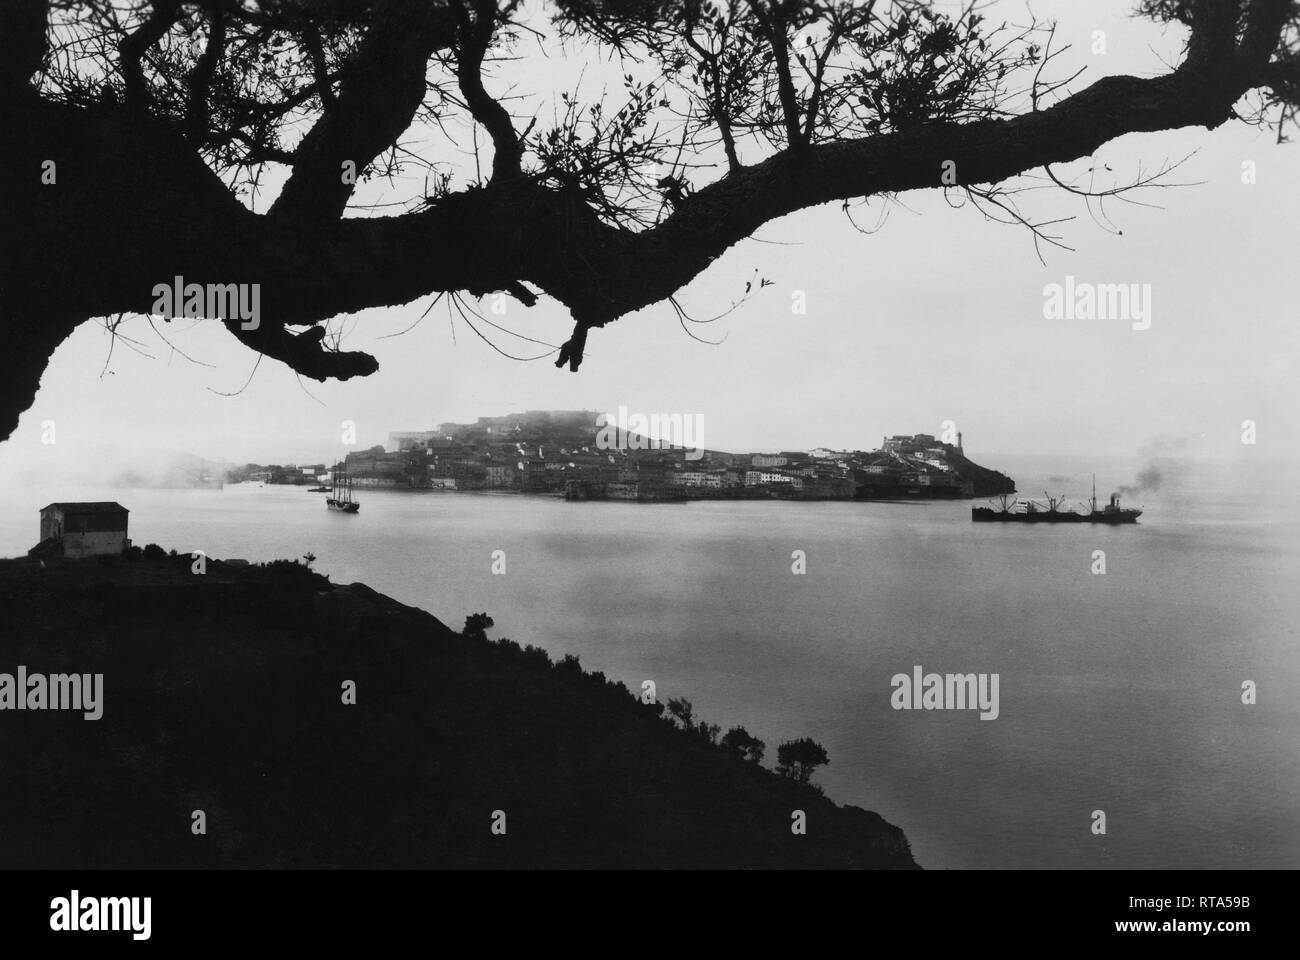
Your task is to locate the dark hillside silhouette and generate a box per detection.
[0,552,915,867]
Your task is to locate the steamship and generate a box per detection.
[972,477,1141,524]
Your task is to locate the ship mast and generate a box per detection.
[1091,473,1097,513]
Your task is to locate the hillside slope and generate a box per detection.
[0,553,916,868]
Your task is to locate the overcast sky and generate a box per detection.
[3,0,1297,481]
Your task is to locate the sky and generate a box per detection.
[3,0,1297,482]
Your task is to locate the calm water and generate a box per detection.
[3,456,1296,869]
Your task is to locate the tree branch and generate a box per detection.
[0,0,49,93]
[268,0,457,221]
[2,0,1294,437]
[118,0,182,111]
[749,0,805,147]
[451,0,523,180]
[185,1,226,144]
[223,321,378,382]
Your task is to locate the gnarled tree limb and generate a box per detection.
[1,0,1297,441]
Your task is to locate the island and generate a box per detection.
[228,410,1016,502]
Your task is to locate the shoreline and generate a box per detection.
[230,479,1008,504]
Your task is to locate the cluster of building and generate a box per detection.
[316,413,1011,502]
[350,412,851,501]
[227,463,330,485]
[853,432,983,498]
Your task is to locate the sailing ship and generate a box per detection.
[326,469,360,513]
[971,476,1140,524]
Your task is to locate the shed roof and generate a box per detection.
[41,501,130,515]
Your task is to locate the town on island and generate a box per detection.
[226,410,1017,502]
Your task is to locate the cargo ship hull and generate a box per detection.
[971,507,1138,523]
[972,484,1140,524]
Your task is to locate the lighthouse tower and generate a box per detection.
[957,431,964,453]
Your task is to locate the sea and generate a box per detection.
[2,453,1296,869]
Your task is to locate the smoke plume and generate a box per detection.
[1114,437,1192,499]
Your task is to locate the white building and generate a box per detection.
[744,471,788,486]
[672,472,723,488]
